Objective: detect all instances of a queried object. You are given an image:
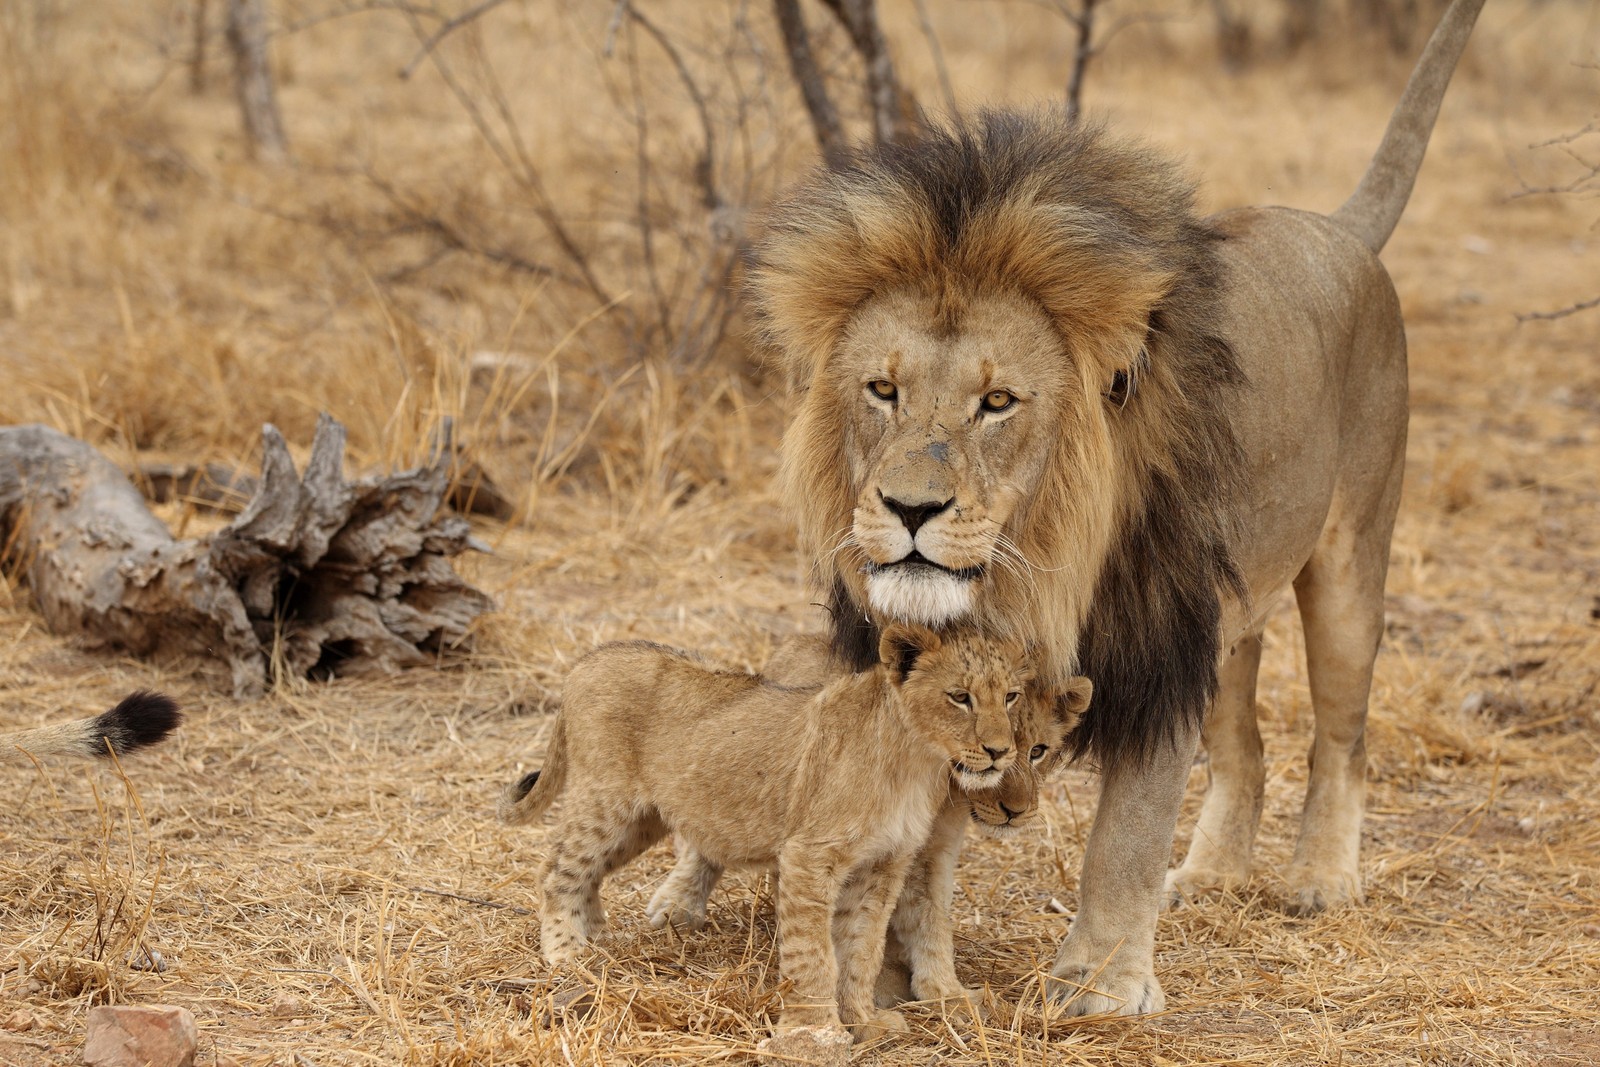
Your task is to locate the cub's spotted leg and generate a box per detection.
[890,804,986,1019]
[1165,632,1266,905]
[1286,463,1400,914]
[539,804,663,963]
[774,841,853,1033]
[834,854,915,1041]
[646,838,723,931]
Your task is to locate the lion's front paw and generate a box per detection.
[1282,863,1362,916]
[1045,958,1165,1017]
[645,884,709,931]
[1162,862,1248,909]
[847,1007,909,1043]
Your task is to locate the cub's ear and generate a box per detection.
[878,623,941,684]
[1053,677,1094,726]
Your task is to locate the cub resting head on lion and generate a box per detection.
[748,0,1486,1018]
[646,632,1085,1018]
[499,625,1087,1040]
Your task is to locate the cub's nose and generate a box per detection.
[881,494,953,536]
[999,802,1022,822]
[982,743,1011,762]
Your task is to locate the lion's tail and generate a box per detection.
[1,691,182,764]
[1329,0,1486,254]
[497,717,569,826]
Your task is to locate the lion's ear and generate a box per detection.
[878,623,941,684]
[1053,677,1094,725]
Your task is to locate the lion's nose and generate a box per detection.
[982,743,1011,762]
[999,802,1022,821]
[881,494,954,536]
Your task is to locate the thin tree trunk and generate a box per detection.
[829,0,909,145]
[224,0,289,163]
[774,0,847,166]
[190,0,210,94]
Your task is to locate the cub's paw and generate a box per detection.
[645,886,708,931]
[872,957,913,1008]
[1282,863,1362,916]
[847,1008,909,1043]
[1162,863,1248,910]
[1045,960,1165,1017]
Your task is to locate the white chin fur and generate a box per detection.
[865,568,974,625]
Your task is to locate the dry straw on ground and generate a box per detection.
[2,1,1598,1065]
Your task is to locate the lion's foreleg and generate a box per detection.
[1048,725,1197,1016]
[1165,632,1265,905]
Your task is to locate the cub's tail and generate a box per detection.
[1329,0,1487,254]
[497,718,569,825]
[1,691,182,764]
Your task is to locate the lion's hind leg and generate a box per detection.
[1164,630,1266,906]
[1285,462,1403,914]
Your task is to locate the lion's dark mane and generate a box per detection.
[789,111,1248,771]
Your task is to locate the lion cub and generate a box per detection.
[646,633,1092,1013]
[499,623,1029,1038]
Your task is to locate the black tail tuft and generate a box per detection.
[91,691,183,756]
[511,771,540,802]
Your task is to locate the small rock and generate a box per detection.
[1461,235,1493,255]
[757,1024,853,1066]
[83,1005,197,1067]
[3,1008,35,1031]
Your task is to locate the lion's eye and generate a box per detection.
[1030,744,1049,761]
[980,389,1016,413]
[867,379,898,403]
[947,691,971,708]
[1005,691,1021,705]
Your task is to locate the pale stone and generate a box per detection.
[82,1005,197,1067]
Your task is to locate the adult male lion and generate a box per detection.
[749,0,1485,1017]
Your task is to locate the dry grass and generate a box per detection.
[3,0,1599,1064]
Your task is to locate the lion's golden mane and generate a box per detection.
[751,113,1249,769]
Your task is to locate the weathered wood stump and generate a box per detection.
[0,416,493,696]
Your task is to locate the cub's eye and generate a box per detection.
[867,379,898,403]
[1005,690,1021,706]
[1030,744,1049,762]
[947,691,972,708]
[980,389,1016,413]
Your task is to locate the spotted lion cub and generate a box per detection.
[499,623,1028,1039]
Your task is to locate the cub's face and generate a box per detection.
[964,675,1093,838]
[820,289,1085,627]
[880,623,1032,792]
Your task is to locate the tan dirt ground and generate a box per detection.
[2,1,1598,1064]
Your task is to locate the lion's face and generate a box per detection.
[792,286,1118,651]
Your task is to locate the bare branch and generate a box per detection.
[911,0,961,127]
[1064,0,1101,125]
[1516,295,1600,323]
[398,0,510,80]
[823,0,916,145]
[773,0,847,165]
